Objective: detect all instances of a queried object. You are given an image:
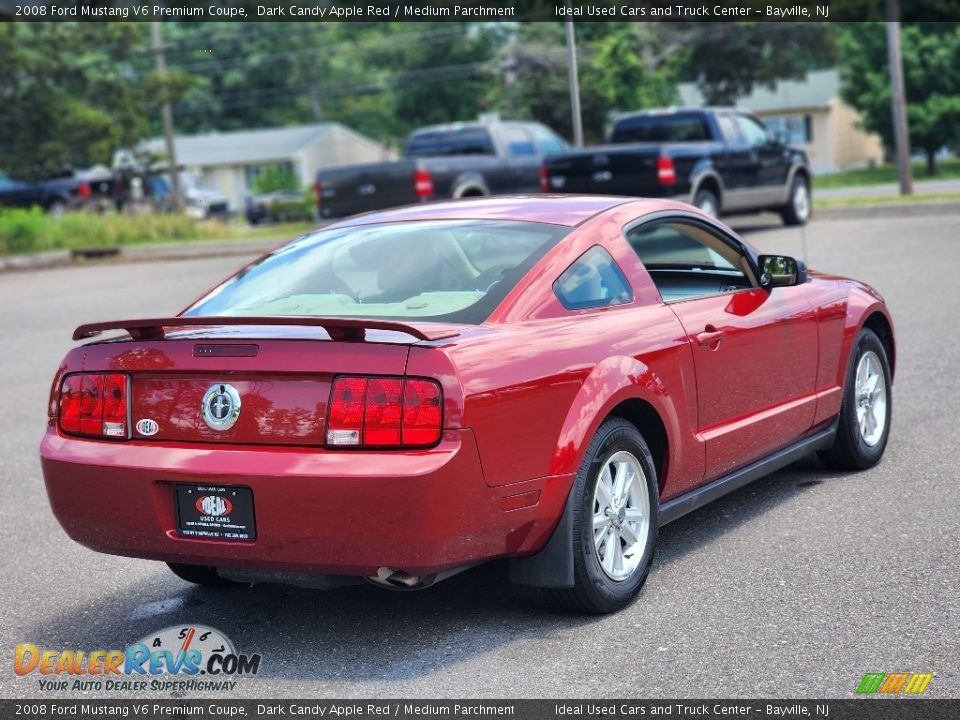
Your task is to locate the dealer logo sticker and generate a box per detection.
[14,624,262,694]
[196,495,233,517]
[135,418,159,436]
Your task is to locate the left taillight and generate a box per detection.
[58,373,129,439]
[326,376,442,448]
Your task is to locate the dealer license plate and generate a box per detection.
[174,485,256,540]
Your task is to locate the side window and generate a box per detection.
[554,246,633,310]
[624,221,755,303]
[716,114,743,145]
[502,126,537,158]
[531,126,568,155]
[735,114,770,147]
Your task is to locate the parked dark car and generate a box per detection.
[544,108,812,225]
[245,191,310,225]
[314,119,569,218]
[0,172,93,215]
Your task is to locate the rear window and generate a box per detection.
[405,127,495,157]
[183,220,568,325]
[610,114,712,144]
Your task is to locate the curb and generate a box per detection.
[0,236,282,272]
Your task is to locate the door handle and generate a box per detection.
[696,325,724,349]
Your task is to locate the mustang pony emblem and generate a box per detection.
[201,384,241,431]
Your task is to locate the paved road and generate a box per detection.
[1,213,958,699]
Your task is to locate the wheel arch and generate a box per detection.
[510,359,678,589]
[607,398,669,494]
[692,172,723,211]
[451,173,490,198]
[862,310,895,379]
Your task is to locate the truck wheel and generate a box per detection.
[47,199,66,217]
[780,175,811,226]
[548,418,658,614]
[693,188,720,218]
[818,329,892,471]
[167,563,242,588]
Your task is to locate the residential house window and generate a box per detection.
[764,116,813,144]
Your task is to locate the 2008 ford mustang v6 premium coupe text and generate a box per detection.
[40,195,894,613]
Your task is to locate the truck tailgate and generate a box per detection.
[317,160,418,218]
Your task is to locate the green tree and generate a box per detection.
[0,23,155,178]
[677,23,836,105]
[490,23,678,143]
[839,22,960,175]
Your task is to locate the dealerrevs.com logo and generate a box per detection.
[14,625,261,693]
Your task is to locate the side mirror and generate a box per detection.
[758,254,807,288]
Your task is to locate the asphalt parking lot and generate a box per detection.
[1,212,958,699]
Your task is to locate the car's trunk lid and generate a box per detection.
[77,318,461,446]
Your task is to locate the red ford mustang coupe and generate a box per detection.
[40,196,894,613]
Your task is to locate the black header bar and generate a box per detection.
[4,0,960,22]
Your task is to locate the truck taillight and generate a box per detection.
[313,179,323,207]
[539,164,549,192]
[413,168,434,199]
[327,376,442,448]
[657,156,676,185]
[58,373,128,438]
[78,182,91,201]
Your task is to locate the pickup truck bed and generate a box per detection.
[315,120,568,218]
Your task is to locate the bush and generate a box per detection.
[251,167,299,194]
[0,207,228,255]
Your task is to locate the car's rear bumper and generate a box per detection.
[39,427,568,577]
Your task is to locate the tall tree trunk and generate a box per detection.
[927,149,937,176]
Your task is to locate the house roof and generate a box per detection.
[677,69,839,113]
[140,123,358,167]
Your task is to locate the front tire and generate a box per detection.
[818,328,892,470]
[548,418,658,614]
[780,174,811,226]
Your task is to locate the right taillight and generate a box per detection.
[657,156,676,185]
[313,179,323,207]
[58,373,129,438]
[327,376,442,448]
[539,164,549,192]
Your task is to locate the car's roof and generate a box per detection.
[328,195,687,229]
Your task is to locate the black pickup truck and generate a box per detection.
[543,108,812,225]
[0,172,95,215]
[314,119,569,218]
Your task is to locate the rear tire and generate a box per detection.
[818,328,892,470]
[693,188,720,218]
[167,563,241,587]
[547,418,658,614]
[780,174,811,226]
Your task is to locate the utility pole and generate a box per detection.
[151,21,183,211]
[885,0,913,195]
[565,12,584,147]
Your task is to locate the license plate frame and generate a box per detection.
[174,484,256,541]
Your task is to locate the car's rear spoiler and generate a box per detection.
[72,316,461,342]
